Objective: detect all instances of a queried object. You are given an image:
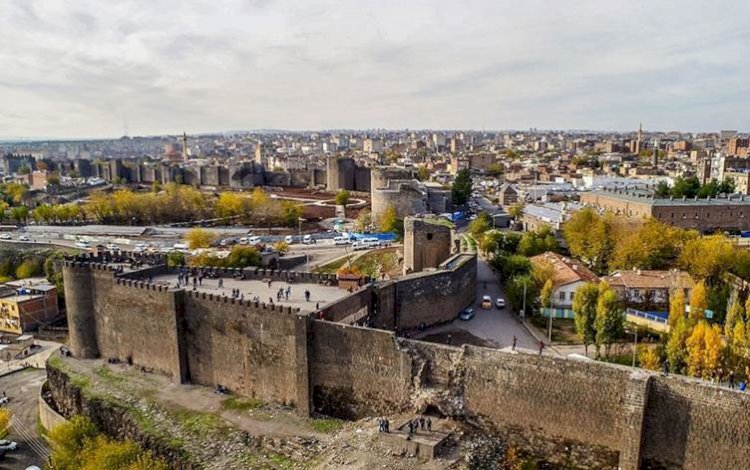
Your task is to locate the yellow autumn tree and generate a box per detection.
[0,408,11,438]
[688,281,708,324]
[638,345,661,371]
[668,290,686,328]
[685,321,722,379]
[184,227,216,249]
[725,299,744,339]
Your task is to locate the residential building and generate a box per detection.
[0,278,59,334]
[603,269,694,311]
[530,252,599,318]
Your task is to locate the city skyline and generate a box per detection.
[1,0,749,139]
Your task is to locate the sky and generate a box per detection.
[1,0,748,139]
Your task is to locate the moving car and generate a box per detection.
[333,235,350,245]
[495,297,506,308]
[0,234,11,240]
[17,234,30,242]
[74,240,90,249]
[458,308,475,321]
[481,295,493,310]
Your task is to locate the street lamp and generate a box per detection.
[547,292,553,342]
[626,327,639,367]
[298,217,308,270]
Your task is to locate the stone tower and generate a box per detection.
[403,217,453,275]
[62,262,99,358]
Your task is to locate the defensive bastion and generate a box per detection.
[53,251,750,469]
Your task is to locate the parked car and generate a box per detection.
[17,234,30,242]
[458,308,475,321]
[0,233,11,240]
[333,235,350,245]
[248,236,262,245]
[74,240,90,249]
[0,440,17,451]
[284,235,294,244]
[302,234,313,244]
[0,397,8,405]
[481,295,493,310]
[495,297,506,308]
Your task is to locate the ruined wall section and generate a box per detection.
[182,293,310,413]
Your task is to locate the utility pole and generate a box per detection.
[547,293,553,342]
[521,282,527,320]
[632,329,638,368]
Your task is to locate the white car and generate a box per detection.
[0,233,11,240]
[239,237,248,245]
[18,234,30,242]
[284,235,294,244]
[247,236,262,245]
[74,240,90,249]
[333,236,350,245]
[495,297,506,308]
[0,439,17,451]
[302,234,313,244]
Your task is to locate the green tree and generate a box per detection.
[225,246,261,268]
[595,284,624,358]
[506,274,537,316]
[15,258,41,279]
[562,208,616,274]
[416,166,431,181]
[451,169,472,205]
[334,190,350,207]
[354,209,373,232]
[666,317,691,373]
[280,201,303,227]
[379,205,399,233]
[487,163,504,177]
[10,206,29,224]
[508,203,525,220]
[573,282,599,356]
[48,415,99,470]
[468,212,491,239]
[678,234,735,283]
[540,279,554,310]
[166,251,186,268]
[215,192,246,220]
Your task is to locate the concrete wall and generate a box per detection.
[39,382,67,433]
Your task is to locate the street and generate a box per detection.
[0,368,50,469]
[415,257,539,351]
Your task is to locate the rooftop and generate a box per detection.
[530,252,599,287]
[603,269,694,290]
[588,189,750,206]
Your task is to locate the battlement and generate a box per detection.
[114,277,173,292]
[183,289,301,314]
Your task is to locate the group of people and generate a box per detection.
[406,416,432,437]
[276,286,292,302]
[377,417,390,433]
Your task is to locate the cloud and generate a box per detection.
[0,0,748,138]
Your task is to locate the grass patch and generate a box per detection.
[266,452,295,469]
[94,365,126,384]
[309,417,343,433]
[221,396,263,411]
[47,355,64,370]
[70,375,91,390]
[171,408,228,435]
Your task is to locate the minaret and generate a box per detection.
[652,139,659,167]
[181,131,188,162]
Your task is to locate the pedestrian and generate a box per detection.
[199,276,202,286]
[447,333,452,345]
[269,297,274,304]
[384,418,389,433]
[662,360,669,376]
[426,417,431,431]
[730,370,736,389]
[305,290,310,302]
[512,335,517,351]
[378,417,383,432]
[193,277,197,288]
[538,340,545,355]
[419,416,425,430]
[315,302,320,310]
[218,278,223,288]
[268,280,272,288]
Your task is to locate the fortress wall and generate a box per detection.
[461,346,629,468]
[93,273,183,381]
[641,376,750,469]
[394,254,476,330]
[182,293,309,411]
[318,286,371,323]
[309,320,413,419]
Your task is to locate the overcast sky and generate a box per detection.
[1,0,748,139]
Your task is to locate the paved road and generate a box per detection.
[0,368,50,469]
[415,257,538,351]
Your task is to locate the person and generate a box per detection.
[426,416,431,432]
[378,417,384,432]
[218,278,223,288]
[447,333,452,345]
[538,340,545,355]
[305,289,311,302]
[662,360,669,377]
[315,302,320,310]
[419,416,425,430]
[384,418,389,433]
[729,370,736,389]
[512,335,517,351]
[268,279,272,288]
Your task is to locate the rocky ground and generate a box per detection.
[47,354,557,469]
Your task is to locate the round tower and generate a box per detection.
[62,262,99,358]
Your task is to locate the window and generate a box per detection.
[570,292,575,300]
[426,233,433,240]
[559,291,566,300]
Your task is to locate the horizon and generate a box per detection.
[1,0,748,139]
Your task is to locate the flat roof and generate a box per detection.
[586,190,750,207]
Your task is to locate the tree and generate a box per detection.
[3,182,28,204]
[491,254,532,281]
[451,169,472,205]
[688,281,708,324]
[48,415,99,470]
[562,208,616,274]
[334,190,350,207]
[273,241,289,253]
[184,228,216,249]
[166,251,185,268]
[517,226,559,257]
[379,205,399,233]
[468,212,491,239]
[540,279,554,310]
[611,218,696,270]
[215,192,246,220]
[225,246,261,268]
[416,166,431,182]
[595,284,624,358]
[354,209,373,232]
[638,345,661,371]
[280,201,303,227]
[487,163,504,177]
[668,290,686,328]
[670,175,701,198]
[0,408,11,438]
[678,234,735,283]
[725,299,744,339]
[15,258,41,279]
[685,321,722,379]
[666,317,691,373]
[531,259,555,288]
[10,206,28,224]
[508,203,524,220]
[573,282,599,356]
[506,274,537,316]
